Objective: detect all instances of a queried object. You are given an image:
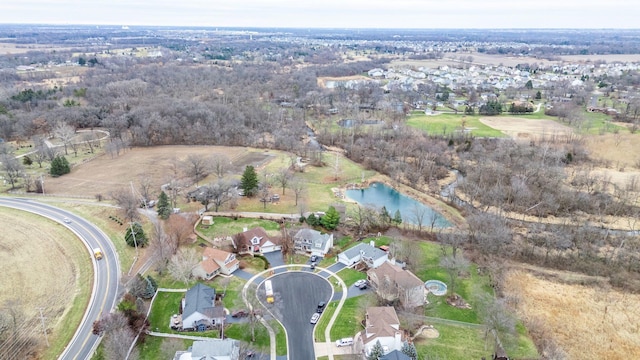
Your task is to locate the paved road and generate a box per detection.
[0,197,120,360]
[262,272,332,360]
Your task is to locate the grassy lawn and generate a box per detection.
[509,322,539,359]
[580,110,627,134]
[414,323,491,360]
[406,111,505,137]
[329,296,367,341]
[336,267,367,286]
[272,320,288,355]
[148,291,184,333]
[197,216,281,238]
[314,301,338,342]
[137,337,190,360]
[224,323,270,352]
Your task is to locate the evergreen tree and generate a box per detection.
[125,222,148,248]
[156,191,171,220]
[367,340,384,360]
[321,206,340,230]
[306,213,319,227]
[535,90,542,100]
[393,210,403,225]
[240,165,259,197]
[22,155,32,166]
[50,155,71,176]
[525,79,533,90]
[401,341,418,360]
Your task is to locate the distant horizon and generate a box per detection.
[1,23,639,32]
[2,0,639,29]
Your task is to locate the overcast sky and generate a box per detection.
[1,0,639,29]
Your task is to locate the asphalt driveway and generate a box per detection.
[261,272,332,360]
[263,250,286,273]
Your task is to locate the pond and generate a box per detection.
[346,182,451,228]
[337,119,384,128]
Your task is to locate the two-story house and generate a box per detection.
[174,339,239,360]
[192,247,240,280]
[367,261,426,308]
[293,228,334,257]
[232,227,281,255]
[361,307,403,356]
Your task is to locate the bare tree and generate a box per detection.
[410,204,428,232]
[138,174,155,205]
[211,154,231,178]
[439,254,470,296]
[183,154,210,186]
[0,153,24,189]
[82,132,96,154]
[273,167,292,195]
[52,121,75,155]
[150,220,174,274]
[258,183,271,210]
[103,326,138,360]
[168,248,199,283]
[289,176,306,206]
[31,136,48,168]
[165,213,196,249]
[111,189,141,223]
[196,180,234,212]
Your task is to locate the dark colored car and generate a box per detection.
[232,310,248,318]
[317,301,326,313]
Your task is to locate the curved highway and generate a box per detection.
[0,197,120,360]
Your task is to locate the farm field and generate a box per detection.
[42,145,258,198]
[503,268,640,360]
[479,116,573,140]
[406,111,505,137]
[0,208,92,359]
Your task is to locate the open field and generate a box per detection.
[479,116,573,140]
[0,208,92,359]
[407,111,505,137]
[317,75,371,88]
[42,145,256,198]
[585,133,640,169]
[503,269,640,360]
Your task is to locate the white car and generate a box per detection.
[354,279,366,288]
[63,217,71,224]
[336,338,354,347]
[310,313,320,324]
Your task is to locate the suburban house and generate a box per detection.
[293,228,334,256]
[361,307,403,356]
[337,242,388,269]
[232,227,281,255]
[174,339,239,360]
[192,247,240,280]
[367,261,426,308]
[181,283,225,331]
[381,350,412,360]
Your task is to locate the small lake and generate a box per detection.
[346,182,451,228]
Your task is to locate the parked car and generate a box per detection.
[354,279,366,288]
[232,310,248,318]
[310,313,320,324]
[335,337,354,347]
[310,262,316,270]
[317,301,326,313]
[310,255,318,262]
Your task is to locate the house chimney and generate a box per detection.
[243,227,248,232]
[369,240,375,247]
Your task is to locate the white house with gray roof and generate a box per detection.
[337,242,388,269]
[174,339,239,360]
[294,228,334,256]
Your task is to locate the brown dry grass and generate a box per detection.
[479,117,573,140]
[43,145,256,197]
[0,207,92,357]
[585,133,640,169]
[503,269,640,360]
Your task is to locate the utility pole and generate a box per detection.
[40,175,45,195]
[37,307,49,347]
